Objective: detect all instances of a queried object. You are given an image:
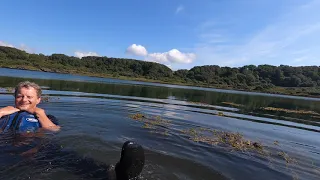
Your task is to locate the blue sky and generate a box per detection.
[0,0,319,70]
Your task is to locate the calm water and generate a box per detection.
[0,68,319,180]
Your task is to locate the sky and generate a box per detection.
[0,0,319,70]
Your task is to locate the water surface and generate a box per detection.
[0,68,319,180]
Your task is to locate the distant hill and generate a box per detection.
[0,46,319,97]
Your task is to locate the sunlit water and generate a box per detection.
[0,68,319,180]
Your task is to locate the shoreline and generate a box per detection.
[1,66,320,99]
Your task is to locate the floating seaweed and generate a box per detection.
[182,127,303,179]
[6,87,15,93]
[41,96,50,102]
[221,102,244,107]
[187,101,211,106]
[129,114,307,180]
[261,107,320,116]
[129,113,145,120]
[217,112,224,116]
[41,96,60,103]
[181,127,266,154]
[311,115,320,119]
[129,113,171,136]
[0,87,15,93]
[278,151,298,165]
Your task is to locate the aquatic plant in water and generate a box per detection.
[0,87,15,93]
[187,101,211,106]
[129,113,171,136]
[261,107,320,116]
[129,113,319,180]
[41,95,60,103]
[217,112,224,116]
[221,102,244,107]
[181,127,266,154]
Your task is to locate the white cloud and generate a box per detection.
[0,41,14,48]
[0,41,34,53]
[175,5,184,14]
[165,64,172,69]
[19,43,35,53]
[146,52,168,63]
[74,51,99,58]
[126,44,196,65]
[146,49,196,64]
[126,44,148,56]
[194,0,320,67]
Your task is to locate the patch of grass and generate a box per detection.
[277,151,298,165]
[0,87,15,93]
[181,127,266,154]
[129,113,145,120]
[311,161,320,175]
[142,123,155,129]
[41,96,60,103]
[217,112,224,116]
[41,96,50,102]
[129,114,308,180]
[261,107,320,116]
[311,115,320,119]
[182,127,303,180]
[187,101,210,106]
[129,113,171,136]
[291,170,299,180]
[221,102,244,107]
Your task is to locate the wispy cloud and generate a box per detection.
[0,41,14,48]
[194,0,320,67]
[19,43,35,53]
[0,41,35,53]
[74,51,99,58]
[175,5,184,14]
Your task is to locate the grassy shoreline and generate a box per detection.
[1,65,320,98]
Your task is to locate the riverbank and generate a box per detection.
[1,65,320,98]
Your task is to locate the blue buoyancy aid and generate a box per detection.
[0,111,41,133]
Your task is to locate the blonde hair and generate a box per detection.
[14,81,42,98]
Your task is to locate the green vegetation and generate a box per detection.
[129,113,171,135]
[128,113,312,180]
[261,107,320,116]
[1,87,15,93]
[1,46,320,97]
[221,102,244,107]
[182,127,266,153]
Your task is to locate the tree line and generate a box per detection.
[0,46,319,91]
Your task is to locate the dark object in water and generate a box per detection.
[1,112,145,180]
[35,140,145,180]
[115,141,145,180]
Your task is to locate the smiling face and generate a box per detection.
[15,87,41,111]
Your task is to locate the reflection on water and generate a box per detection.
[0,69,320,180]
[1,75,319,128]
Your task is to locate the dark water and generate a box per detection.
[0,68,319,180]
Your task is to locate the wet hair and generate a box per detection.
[14,81,42,98]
